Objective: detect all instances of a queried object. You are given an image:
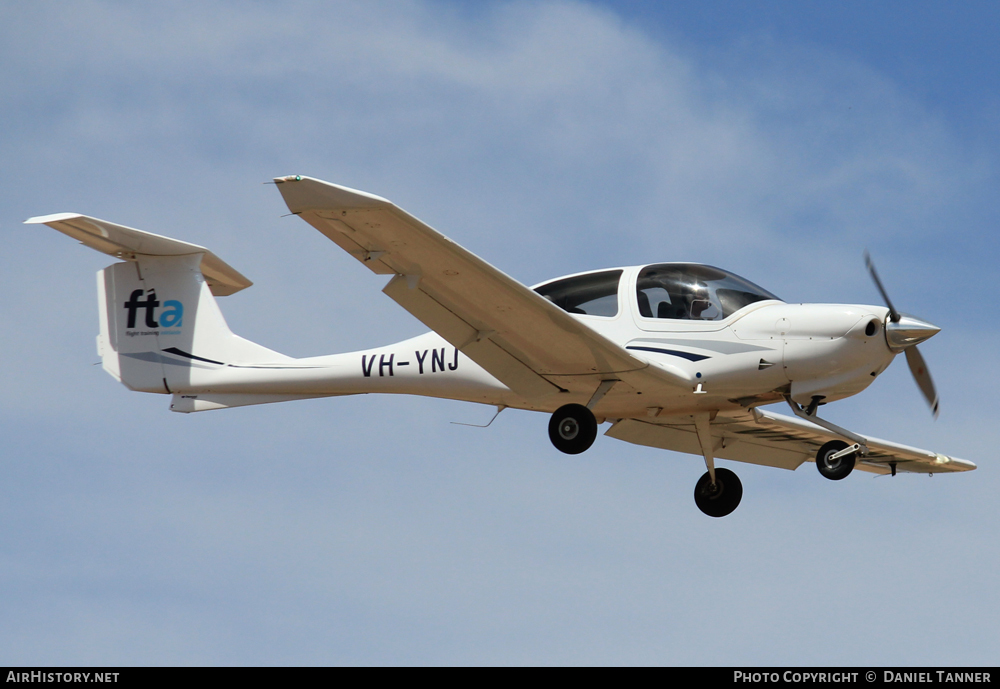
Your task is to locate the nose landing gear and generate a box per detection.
[815,440,857,480]
[786,396,866,482]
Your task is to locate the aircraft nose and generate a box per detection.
[885,314,941,351]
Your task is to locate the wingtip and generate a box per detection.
[271,175,392,213]
[25,212,82,225]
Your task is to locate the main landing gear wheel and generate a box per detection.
[548,403,598,455]
[816,440,856,480]
[694,468,743,518]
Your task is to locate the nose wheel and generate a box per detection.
[548,403,598,454]
[694,468,743,518]
[816,440,856,480]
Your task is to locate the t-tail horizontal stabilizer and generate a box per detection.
[26,213,252,296]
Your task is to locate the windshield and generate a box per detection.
[636,264,781,321]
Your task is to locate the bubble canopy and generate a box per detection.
[532,264,781,321]
[636,263,781,321]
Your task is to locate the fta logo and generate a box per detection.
[123,289,183,329]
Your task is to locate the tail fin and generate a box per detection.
[28,213,290,394]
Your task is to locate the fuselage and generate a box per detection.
[173,263,897,419]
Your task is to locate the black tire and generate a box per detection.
[694,468,743,518]
[548,403,598,455]
[816,440,856,480]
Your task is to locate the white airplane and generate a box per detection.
[29,175,975,517]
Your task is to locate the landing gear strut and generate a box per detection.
[691,412,742,517]
[548,403,597,454]
[694,468,743,518]
[815,440,856,480]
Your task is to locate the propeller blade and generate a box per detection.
[905,345,939,418]
[864,251,901,323]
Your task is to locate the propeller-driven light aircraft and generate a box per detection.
[30,175,975,517]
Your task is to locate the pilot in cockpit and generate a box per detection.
[655,278,716,320]
[638,265,755,322]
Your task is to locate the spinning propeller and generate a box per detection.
[865,252,941,418]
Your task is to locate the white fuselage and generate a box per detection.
[169,265,896,419]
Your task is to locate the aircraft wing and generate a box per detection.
[274,175,688,399]
[606,407,976,475]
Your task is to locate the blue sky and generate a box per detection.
[2,1,998,665]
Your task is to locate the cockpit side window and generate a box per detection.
[534,270,623,317]
[636,264,780,321]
